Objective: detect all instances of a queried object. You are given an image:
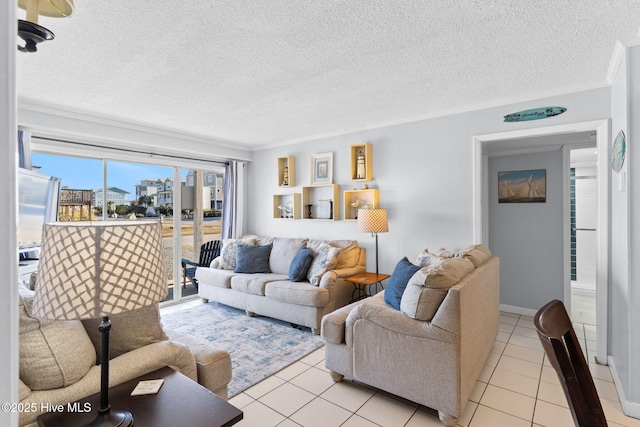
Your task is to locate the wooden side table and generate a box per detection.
[37,367,243,427]
[346,272,390,302]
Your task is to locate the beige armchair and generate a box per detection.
[321,256,499,426]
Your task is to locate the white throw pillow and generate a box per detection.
[306,241,341,286]
[219,238,255,270]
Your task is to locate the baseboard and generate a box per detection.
[608,356,640,419]
[499,304,537,317]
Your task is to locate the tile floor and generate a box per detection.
[161,301,638,426]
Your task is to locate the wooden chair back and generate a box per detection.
[198,240,222,267]
[534,299,607,427]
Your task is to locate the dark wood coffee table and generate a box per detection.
[37,367,243,427]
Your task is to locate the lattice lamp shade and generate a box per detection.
[33,221,168,320]
[357,208,389,234]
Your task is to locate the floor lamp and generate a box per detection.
[357,208,389,275]
[33,221,168,427]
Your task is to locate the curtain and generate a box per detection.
[18,129,31,169]
[222,161,245,240]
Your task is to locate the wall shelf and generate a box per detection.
[277,156,295,187]
[343,189,380,220]
[273,193,300,219]
[350,142,372,181]
[302,184,340,220]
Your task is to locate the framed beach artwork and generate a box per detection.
[498,169,546,203]
[311,152,333,185]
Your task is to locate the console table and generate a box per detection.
[37,367,242,427]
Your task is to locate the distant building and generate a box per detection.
[136,177,185,208]
[185,171,223,210]
[93,187,130,208]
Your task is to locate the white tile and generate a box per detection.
[498,322,515,333]
[244,375,286,399]
[299,347,325,366]
[340,414,380,427]
[229,392,254,409]
[477,364,494,383]
[479,385,535,421]
[356,392,417,427]
[516,315,535,329]
[484,351,500,368]
[468,405,530,427]
[405,408,443,426]
[289,397,351,427]
[275,361,312,381]
[512,325,538,339]
[502,343,544,364]
[589,362,613,382]
[594,377,620,401]
[496,354,542,379]
[459,401,478,427]
[276,420,301,427]
[508,334,543,351]
[533,400,574,427]
[496,331,511,343]
[499,314,519,325]
[469,380,487,403]
[259,383,316,417]
[320,381,376,413]
[537,380,568,408]
[601,398,640,427]
[289,366,335,395]
[488,368,539,397]
[235,400,286,427]
[490,340,506,355]
[540,365,560,385]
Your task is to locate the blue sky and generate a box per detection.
[32,153,188,201]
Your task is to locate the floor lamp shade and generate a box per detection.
[357,209,388,234]
[357,209,388,275]
[33,221,168,320]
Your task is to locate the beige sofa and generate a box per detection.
[18,284,232,427]
[196,236,366,334]
[321,246,499,426]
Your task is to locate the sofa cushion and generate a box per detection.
[384,257,421,310]
[235,244,272,273]
[195,267,235,288]
[269,237,308,275]
[83,304,168,362]
[457,244,492,267]
[400,257,475,321]
[329,240,361,269]
[306,241,341,286]
[230,273,288,296]
[18,285,96,390]
[415,248,445,267]
[220,238,255,270]
[265,281,330,307]
[289,247,315,282]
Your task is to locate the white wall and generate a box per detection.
[247,88,610,288]
[1,3,19,426]
[488,150,564,311]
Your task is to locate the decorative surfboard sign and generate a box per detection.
[503,106,567,122]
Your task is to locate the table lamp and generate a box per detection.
[357,208,388,274]
[33,221,168,427]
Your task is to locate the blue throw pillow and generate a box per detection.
[289,247,314,282]
[384,257,420,310]
[235,244,272,273]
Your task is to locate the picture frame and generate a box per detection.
[498,169,546,203]
[311,152,333,185]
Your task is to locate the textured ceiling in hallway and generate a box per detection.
[16,1,640,148]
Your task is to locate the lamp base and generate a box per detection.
[86,410,133,427]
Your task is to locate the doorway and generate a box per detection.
[473,120,609,364]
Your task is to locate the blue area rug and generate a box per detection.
[160,302,324,397]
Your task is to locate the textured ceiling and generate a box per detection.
[16,1,640,149]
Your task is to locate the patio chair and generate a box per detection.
[534,299,607,427]
[181,240,222,290]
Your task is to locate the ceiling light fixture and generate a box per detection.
[17,0,74,53]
